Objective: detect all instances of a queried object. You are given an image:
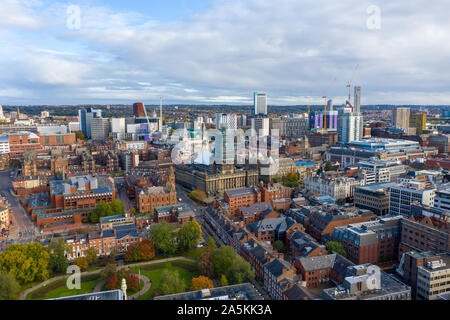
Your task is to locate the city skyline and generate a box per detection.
[1,0,450,105]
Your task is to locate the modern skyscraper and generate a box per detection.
[215,113,238,129]
[337,107,363,144]
[354,86,361,113]
[393,107,411,132]
[0,105,4,120]
[133,102,145,118]
[409,113,427,134]
[91,117,110,141]
[78,108,102,138]
[253,92,267,115]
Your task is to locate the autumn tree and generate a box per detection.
[101,264,118,280]
[137,239,155,261]
[85,247,98,265]
[105,275,118,290]
[124,244,141,263]
[0,272,20,300]
[73,257,88,271]
[177,220,202,251]
[0,243,50,284]
[188,190,207,202]
[149,222,178,254]
[198,251,214,277]
[190,276,213,291]
[156,270,187,295]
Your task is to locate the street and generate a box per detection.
[0,170,39,248]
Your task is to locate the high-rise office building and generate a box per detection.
[91,118,110,141]
[393,107,411,132]
[354,86,361,113]
[133,102,145,118]
[215,113,238,129]
[253,92,267,115]
[251,117,270,137]
[337,107,363,144]
[410,113,427,134]
[78,108,102,138]
[0,105,4,120]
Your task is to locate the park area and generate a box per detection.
[130,259,199,300]
[23,258,199,300]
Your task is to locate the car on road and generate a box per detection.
[178,198,183,202]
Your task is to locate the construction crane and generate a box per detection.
[322,77,336,129]
[346,64,359,109]
[307,91,312,121]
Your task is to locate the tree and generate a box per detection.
[149,222,178,254]
[325,241,347,257]
[73,257,88,271]
[0,243,50,284]
[129,207,136,215]
[324,161,334,172]
[137,239,155,261]
[190,276,213,291]
[188,190,207,202]
[124,244,141,263]
[205,236,216,251]
[105,274,118,290]
[198,251,214,277]
[284,172,300,188]
[212,246,236,278]
[101,264,117,280]
[225,255,254,285]
[110,199,125,216]
[91,201,113,223]
[0,272,20,300]
[74,131,85,141]
[273,240,284,253]
[177,221,202,251]
[48,238,68,275]
[220,274,229,287]
[85,247,98,265]
[156,270,187,295]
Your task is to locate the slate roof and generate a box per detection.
[265,258,291,277]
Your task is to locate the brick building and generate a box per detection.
[224,187,262,215]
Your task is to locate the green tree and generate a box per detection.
[325,241,347,257]
[101,264,118,280]
[324,161,334,172]
[177,220,202,251]
[0,272,20,300]
[273,240,285,253]
[149,222,178,254]
[225,255,254,285]
[188,190,207,202]
[206,236,216,251]
[110,199,125,216]
[85,247,98,265]
[91,201,114,223]
[0,243,50,284]
[48,238,69,275]
[212,246,236,278]
[220,274,229,287]
[156,270,187,295]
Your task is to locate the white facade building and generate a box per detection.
[304,176,364,201]
[254,92,268,115]
[389,181,436,216]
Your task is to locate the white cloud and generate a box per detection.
[2,0,450,105]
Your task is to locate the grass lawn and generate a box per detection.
[130,260,199,300]
[27,275,101,300]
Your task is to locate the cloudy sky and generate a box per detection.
[1,0,450,106]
